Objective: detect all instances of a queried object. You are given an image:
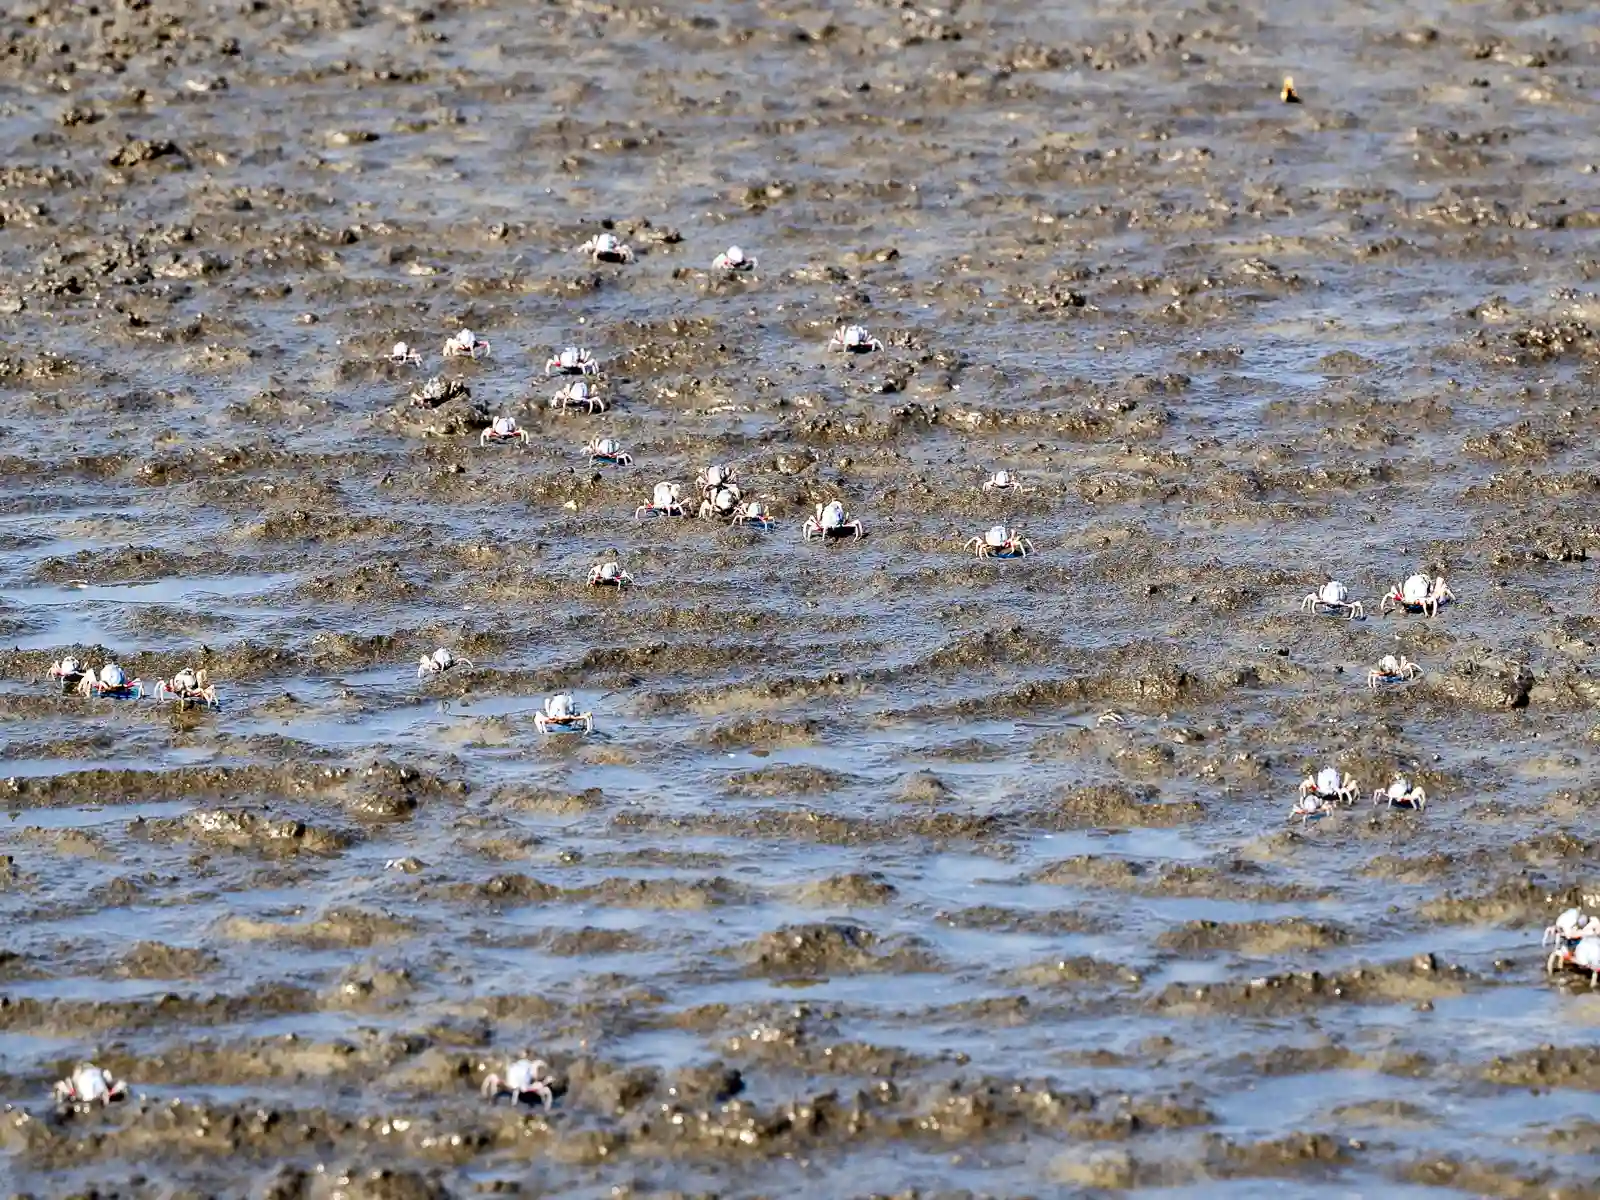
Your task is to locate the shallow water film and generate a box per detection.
[3,0,1600,1196]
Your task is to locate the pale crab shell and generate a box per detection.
[820,500,846,528]
[491,416,518,436]
[1401,574,1433,603]
[56,656,82,676]
[594,562,624,581]
[64,1064,116,1103]
[839,325,873,345]
[1315,766,1340,795]
[1578,938,1600,970]
[1318,581,1350,605]
[742,501,768,519]
[544,693,576,719]
[651,481,680,507]
[554,348,588,369]
[391,341,412,358]
[430,649,456,670]
[99,663,127,687]
[987,470,1014,488]
[505,1058,547,1092]
[983,525,1009,548]
[1377,654,1403,675]
[172,667,201,691]
[709,486,740,512]
[555,381,592,404]
[1385,776,1414,801]
[1553,908,1585,938]
[591,438,623,456]
[703,465,732,488]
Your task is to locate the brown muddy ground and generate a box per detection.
[2,0,1600,1196]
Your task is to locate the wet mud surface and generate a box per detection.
[3,0,1600,1195]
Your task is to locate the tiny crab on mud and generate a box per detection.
[482,1057,555,1107]
[54,1063,129,1107]
[830,324,883,353]
[550,379,607,414]
[1302,580,1364,620]
[536,693,593,734]
[712,245,757,273]
[545,346,600,376]
[47,656,86,689]
[417,648,472,678]
[1545,916,1600,987]
[1545,908,1594,948]
[579,232,634,263]
[387,341,422,366]
[636,481,687,519]
[982,470,1020,493]
[965,525,1033,559]
[1373,774,1427,811]
[700,484,743,521]
[803,501,865,540]
[1380,573,1455,617]
[480,416,529,447]
[588,559,633,589]
[153,667,219,708]
[1293,766,1358,822]
[1367,654,1422,690]
[732,500,774,529]
[585,436,632,467]
[77,663,142,700]
[443,329,491,360]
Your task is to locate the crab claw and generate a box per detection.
[480,1073,503,1098]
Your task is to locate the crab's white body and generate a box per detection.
[965,525,1032,559]
[1545,908,1587,947]
[830,324,883,353]
[417,648,472,678]
[700,484,743,521]
[588,561,633,588]
[712,245,756,273]
[982,470,1019,493]
[580,233,634,263]
[1368,654,1422,690]
[636,481,687,519]
[443,329,491,359]
[551,380,606,413]
[54,1063,127,1106]
[545,347,600,376]
[535,692,594,734]
[585,436,632,466]
[1374,774,1426,811]
[153,666,219,708]
[696,464,737,496]
[481,415,529,447]
[1547,916,1600,986]
[803,500,865,541]
[388,341,422,366]
[77,662,142,699]
[733,500,774,529]
[1381,573,1454,617]
[482,1057,554,1107]
[48,656,85,686]
[1295,767,1359,820]
[1302,580,1364,620]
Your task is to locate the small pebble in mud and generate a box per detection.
[1281,75,1301,103]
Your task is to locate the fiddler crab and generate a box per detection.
[48,656,87,690]
[712,245,757,273]
[482,1056,555,1107]
[588,559,633,589]
[1302,580,1364,620]
[550,379,607,414]
[536,692,593,734]
[982,470,1020,493]
[965,525,1033,559]
[585,436,632,467]
[732,500,774,530]
[803,501,865,540]
[417,648,473,678]
[579,232,634,264]
[443,329,492,360]
[1380,574,1455,617]
[76,663,143,700]
[1544,908,1600,987]
[546,346,600,376]
[54,1063,129,1107]
[1292,766,1360,824]
[152,667,219,709]
[636,481,688,519]
[387,341,422,366]
[701,484,743,521]
[1367,654,1422,690]
[1373,773,1426,811]
[481,416,530,447]
[830,324,883,353]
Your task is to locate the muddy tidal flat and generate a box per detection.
[3,0,1600,1196]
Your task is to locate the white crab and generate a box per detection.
[732,500,774,529]
[417,648,473,678]
[712,245,757,273]
[588,560,633,588]
[1373,774,1427,811]
[481,1056,555,1107]
[1367,654,1423,690]
[546,346,600,376]
[48,656,85,687]
[982,470,1020,493]
[579,232,634,264]
[153,667,219,708]
[636,481,687,519]
[830,324,883,353]
[54,1063,128,1106]
[481,415,529,447]
[965,525,1033,559]
[1544,908,1589,948]
[1302,580,1364,620]
[550,379,607,414]
[803,500,865,540]
[1298,766,1360,808]
[535,693,594,734]
[77,662,143,699]
[387,341,422,366]
[443,329,491,359]
[1380,573,1454,617]
[696,464,738,496]
[1547,916,1600,986]
[585,436,632,466]
[700,484,743,521]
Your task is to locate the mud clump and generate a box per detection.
[115,942,222,979]
[140,808,352,856]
